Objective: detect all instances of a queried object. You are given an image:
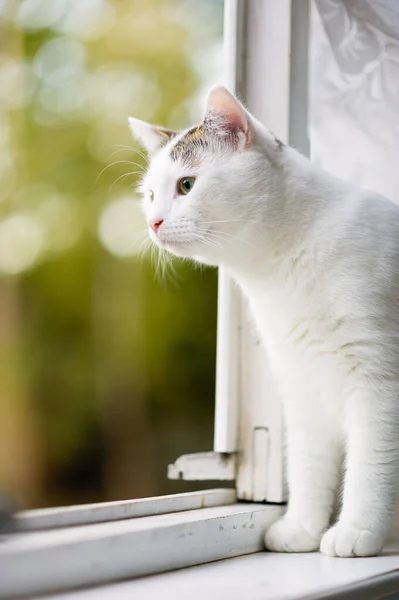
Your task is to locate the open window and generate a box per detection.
[0,2,305,595]
[2,1,399,598]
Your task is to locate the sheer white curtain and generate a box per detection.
[310,0,399,535]
[311,0,399,202]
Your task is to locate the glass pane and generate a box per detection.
[0,0,224,510]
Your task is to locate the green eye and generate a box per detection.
[178,177,195,195]
[149,190,154,202]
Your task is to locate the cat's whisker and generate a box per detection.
[138,236,152,257]
[190,232,222,253]
[154,246,169,286]
[107,148,130,160]
[204,228,257,249]
[164,252,179,286]
[112,144,150,165]
[104,148,146,175]
[201,219,250,225]
[110,170,144,191]
[106,147,147,162]
[96,160,146,184]
[194,232,222,248]
[123,229,149,258]
[159,249,178,286]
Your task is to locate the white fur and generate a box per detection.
[130,87,399,557]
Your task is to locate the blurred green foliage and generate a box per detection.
[0,0,223,508]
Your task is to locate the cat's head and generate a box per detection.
[129,86,279,266]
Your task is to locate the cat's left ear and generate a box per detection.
[128,117,176,154]
[203,86,251,149]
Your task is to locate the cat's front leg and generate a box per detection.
[320,385,399,557]
[265,413,340,552]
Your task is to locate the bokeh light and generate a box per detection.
[0,212,44,274]
[0,0,223,511]
[17,0,66,32]
[98,196,145,258]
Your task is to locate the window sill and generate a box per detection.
[0,491,282,599]
[1,489,398,600]
[38,543,399,600]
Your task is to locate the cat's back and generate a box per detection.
[324,189,399,317]
[243,186,399,383]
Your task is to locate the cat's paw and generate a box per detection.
[264,517,321,553]
[320,522,384,557]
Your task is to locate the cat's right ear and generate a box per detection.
[203,86,251,149]
[128,117,176,154]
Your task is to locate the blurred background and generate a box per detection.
[0,0,224,510]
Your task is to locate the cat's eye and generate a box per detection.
[178,177,196,195]
[149,190,154,202]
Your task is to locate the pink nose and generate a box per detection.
[149,219,163,233]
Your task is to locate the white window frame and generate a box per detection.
[1,2,399,599]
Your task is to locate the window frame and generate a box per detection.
[233,0,310,503]
[15,489,235,531]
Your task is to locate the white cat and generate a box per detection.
[129,86,399,557]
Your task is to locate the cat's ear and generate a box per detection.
[128,117,176,154]
[203,86,251,148]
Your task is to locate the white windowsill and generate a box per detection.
[0,494,283,599]
[1,489,398,600]
[38,544,399,600]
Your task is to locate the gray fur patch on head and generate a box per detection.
[169,113,241,166]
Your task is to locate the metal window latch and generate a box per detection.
[168,452,236,481]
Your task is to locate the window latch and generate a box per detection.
[168,452,236,481]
